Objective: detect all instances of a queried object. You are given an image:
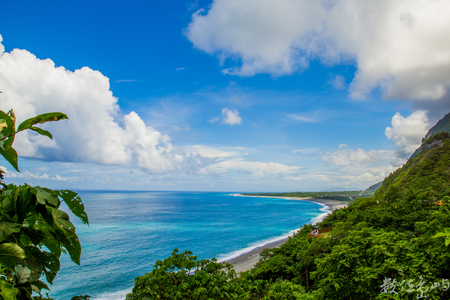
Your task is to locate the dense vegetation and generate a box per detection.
[0,109,89,300]
[127,131,450,299]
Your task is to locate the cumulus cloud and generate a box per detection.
[385,110,430,162]
[222,108,242,125]
[0,37,191,173]
[186,0,450,113]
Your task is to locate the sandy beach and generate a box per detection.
[225,196,349,273]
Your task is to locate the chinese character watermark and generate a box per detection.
[380,276,449,299]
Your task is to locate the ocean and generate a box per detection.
[49,191,328,300]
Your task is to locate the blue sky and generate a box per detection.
[1,0,449,192]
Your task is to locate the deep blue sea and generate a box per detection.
[49,191,327,300]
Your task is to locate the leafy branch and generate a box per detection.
[0,107,89,300]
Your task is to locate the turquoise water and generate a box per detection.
[49,191,327,299]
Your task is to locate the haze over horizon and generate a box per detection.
[1,0,449,192]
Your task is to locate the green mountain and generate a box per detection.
[424,112,450,140]
[411,112,450,158]
[363,112,450,197]
[373,113,450,202]
[359,181,382,197]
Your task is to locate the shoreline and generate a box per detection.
[225,195,349,273]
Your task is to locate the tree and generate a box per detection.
[126,249,239,300]
[0,108,89,299]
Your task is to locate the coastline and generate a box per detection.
[225,195,349,273]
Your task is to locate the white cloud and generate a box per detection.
[323,148,393,167]
[0,38,192,173]
[385,110,430,161]
[329,74,346,90]
[287,114,318,123]
[208,116,220,124]
[207,158,300,177]
[285,174,330,182]
[320,145,398,188]
[186,0,450,111]
[3,167,70,181]
[291,148,319,154]
[222,108,242,125]
[184,145,242,161]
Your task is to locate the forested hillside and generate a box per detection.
[127,121,450,299]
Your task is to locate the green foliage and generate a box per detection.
[359,181,382,197]
[143,127,450,299]
[424,112,450,140]
[0,109,88,299]
[374,135,450,202]
[424,132,450,146]
[434,227,450,247]
[0,110,68,173]
[126,249,239,300]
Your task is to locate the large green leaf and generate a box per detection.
[0,278,18,300]
[0,119,8,141]
[0,146,18,172]
[0,110,15,140]
[48,207,81,265]
[17,112,68,132]
[0,243,25,270]
[30,279,50,294]
[12,265,31,285]
[57,190,89,225]
[25,246,60,284]
[0,222,21,243]
[29,126,53,139]
[433,228,450,246]
[31,186,60,208]
[0,110,16,154]
[41,237,61,259]
[21,227,46,246]
[17,184,33,223]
